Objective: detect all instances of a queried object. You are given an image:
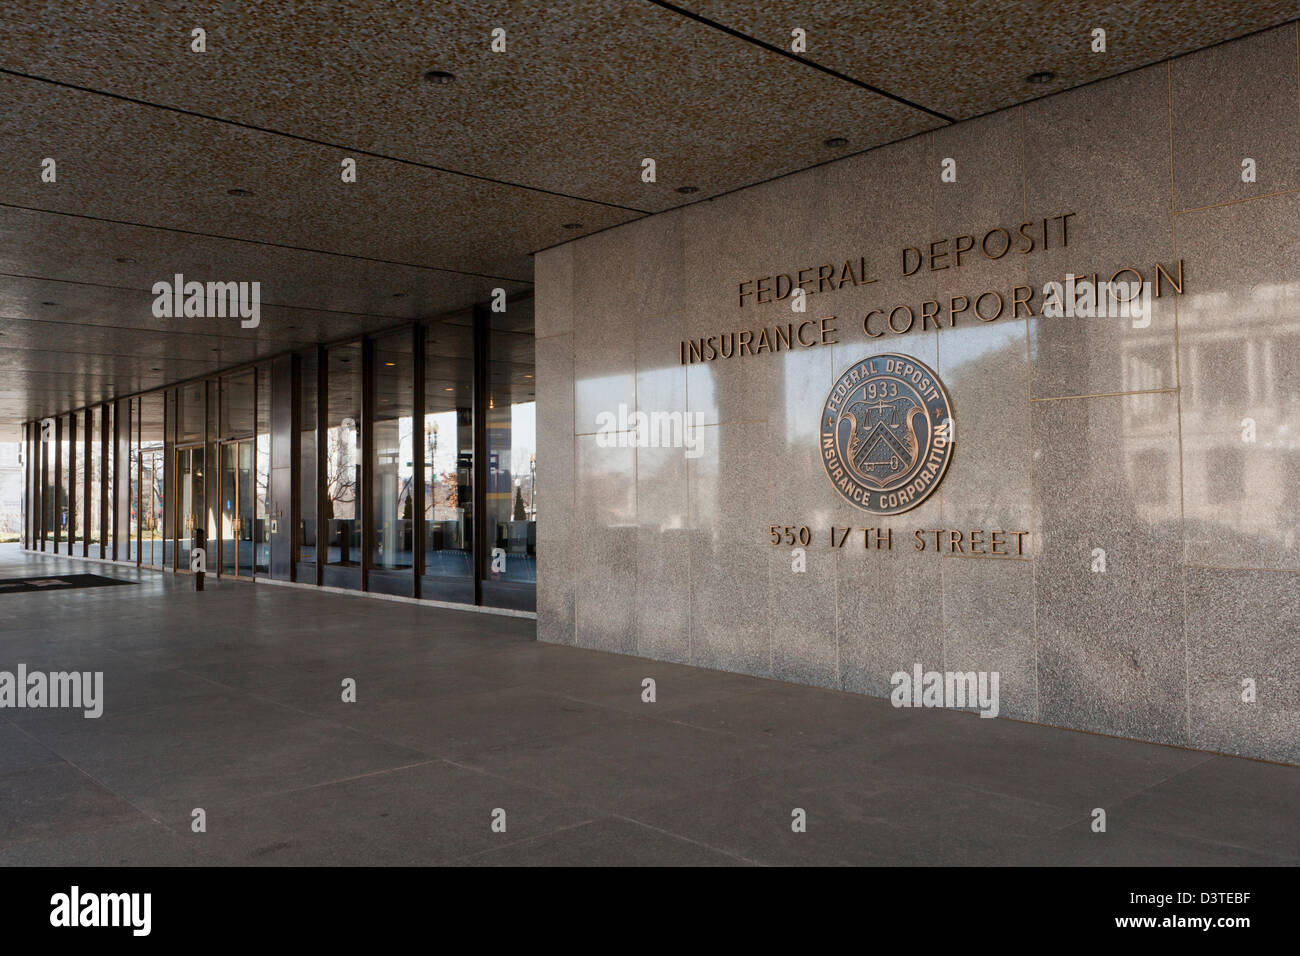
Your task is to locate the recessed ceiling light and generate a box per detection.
[385,361,396,367]
[675,186,699,194]
[423,70,456,84]
[523,374,533,379]
[562,222,583,230]
[824,136,850,148]
[444,387,454,391]
[227,187,255,197]
[1026,71,1055,84]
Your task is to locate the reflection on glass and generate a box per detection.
[300,350,318,566]
[176,447,204,572]
[58,415,71,553]
[221,442,237,576]
[219,439,256,577]
[256,364,271,575]
[483,301,536,607]
[373,333,413,580]
[179,382,205,444]
[221,370,255,439]
[42,424,53,551]
[140,392,165,569]
[241,440,256,578]
[74,411,86,555]
[423,316,473,601]
[103,404,113,559]
[128,398,140,563]
[326,343,362,577]
[88,407,102,557]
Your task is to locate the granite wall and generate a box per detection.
[534,24,1300,765]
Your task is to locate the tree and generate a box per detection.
[324,427,357,520]
[513,484,526,521]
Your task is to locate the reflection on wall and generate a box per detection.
[1181,281,1300,564]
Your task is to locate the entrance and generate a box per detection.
[219,439,256,578]
[140,445,165,568]
[174,446,205,572]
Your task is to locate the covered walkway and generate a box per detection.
[0,545,1295,866]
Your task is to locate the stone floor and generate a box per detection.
[0,544,1295,867]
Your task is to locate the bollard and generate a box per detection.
[192,528,206,591]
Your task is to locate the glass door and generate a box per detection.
[140,446,165,568]
[219,439,256,578]
[239,440,255,578]
[174,446,204,572]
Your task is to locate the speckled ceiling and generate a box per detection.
[0,0,1294,433]
[678,0,1300,120]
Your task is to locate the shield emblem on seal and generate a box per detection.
[842,397,924,488]
[820,353,954,516]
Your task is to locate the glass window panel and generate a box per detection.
[129,398,140,563]
[482,300,536,609]
[220,441,237,576]
[140,392,165,569]
[103,404,113,558]
[42,419,54,551]
[23,424,33,548]
[176,447,199,573]
[179,382,205,444]
[73,412,82,553]
[59,414,71,553]
[255,364,271,575]
[207,373,219,442]
[372,332,414,583]
[325,342,362,577]
[191,447,205,569]
[221,370,255,438]
[87,408,99,556]
[299,351,318,566]
[423,314,474,602]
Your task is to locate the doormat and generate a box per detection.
[0,574,136,595]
